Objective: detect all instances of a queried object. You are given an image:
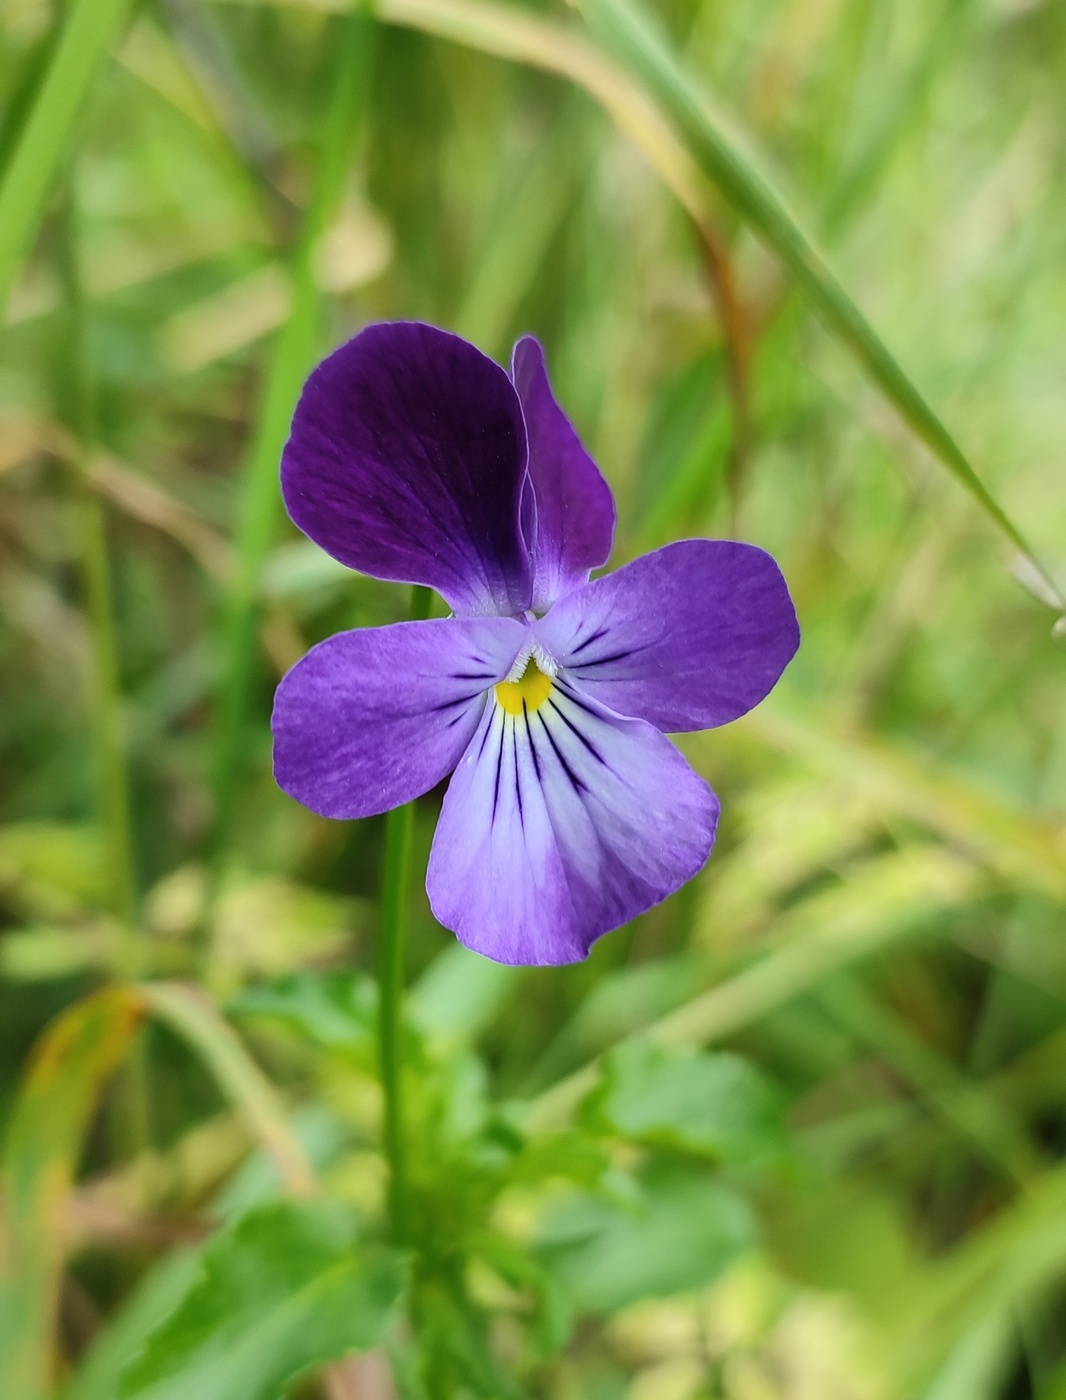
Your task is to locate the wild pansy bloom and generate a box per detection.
[273,322,798,965]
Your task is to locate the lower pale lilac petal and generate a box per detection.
[272,617,526,820]
[426,683,719,965]
[534,539,799,733]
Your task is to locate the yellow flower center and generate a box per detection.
[495,658,553,716]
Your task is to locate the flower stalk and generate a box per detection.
[379,585,432,1243]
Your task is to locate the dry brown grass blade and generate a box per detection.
[0,413,233,581]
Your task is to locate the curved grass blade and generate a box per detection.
[371,0,716,234]
[0,988,144,1400]
[0,0,135,323]
[139,982,316,1196]
[0,984,314,1400]
[210,1,1061,611]
[573,0,1064,611]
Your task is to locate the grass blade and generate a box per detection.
[140,982,316,1196]
[210,12,374,859]
[0,988,145,1400]
[0,0,134,323]
[527,846,979,1133]
[0,984,313,1400]
[573,0,1064,610]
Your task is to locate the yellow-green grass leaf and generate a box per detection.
[0,988,145,1400]
[0,984,313,1400]
[744,701,1066,904]
[528,846,980,1133]
[0,0,135,323]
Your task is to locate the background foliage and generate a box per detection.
[2,0,1066,1396]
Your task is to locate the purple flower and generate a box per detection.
[272,323,799,965]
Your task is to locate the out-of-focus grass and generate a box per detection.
[1,0,1066,1395]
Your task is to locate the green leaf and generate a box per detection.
[409,944,519,1044]
[230,971,378,1053]
[538,1165,755,1314]
[587,1040,786,1168]
[119,1200,407,1400]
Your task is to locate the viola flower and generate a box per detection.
[273,322,798,965]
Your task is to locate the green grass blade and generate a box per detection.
[373,0,717,240]
[0,989,145,1400]
[527,845,979,1133]
[210,13,374,858]
[573,0,1064,610]
[0,983,313,1400]
[0,0,134,324]
[824,0,979,238]
[139,982,316,1196]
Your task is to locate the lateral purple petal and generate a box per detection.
[535,539,799,733]
[282,322,533,617]
[426,683,719,965]
[511,336,615,611]
[272,616,526,820]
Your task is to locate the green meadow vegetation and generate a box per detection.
[2,0,1066,1395]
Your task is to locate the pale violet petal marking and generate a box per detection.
[427,678,720,966]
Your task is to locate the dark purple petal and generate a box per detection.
[282,322,533,617]
[534,540,799,733]
[427,681,719,965]
[272,616,526,819]
[511,336,615,610]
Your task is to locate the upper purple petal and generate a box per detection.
[511,336,615,611]
[426,680,719,965]
[534,539,799,733]
[272,616,526,819]
[282,322,533,617]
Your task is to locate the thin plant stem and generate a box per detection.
[379,584,432,1242]
[209,12,374,880]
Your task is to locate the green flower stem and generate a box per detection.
[379,584,432,1243]
[210,12,374,869]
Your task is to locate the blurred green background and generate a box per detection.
[2,0,1066,1396]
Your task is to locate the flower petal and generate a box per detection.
[272,616,527,819]
[511,336,615,610]
[427,682,719,965]
[535,540,799,733]
[282,322,533,617]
